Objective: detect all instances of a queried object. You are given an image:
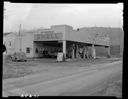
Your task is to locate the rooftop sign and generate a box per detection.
[34,33,63,41]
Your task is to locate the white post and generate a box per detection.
[72,44,75,59]
[83,46,86,59]
[86,46,89,59]
[92,44,96,59]
[76,45,78,59]
[63,40,66,60]
[107,46,110,58]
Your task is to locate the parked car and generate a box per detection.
[11,52,27,62]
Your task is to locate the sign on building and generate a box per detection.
[57,52,64,62]
[34,33,63,41]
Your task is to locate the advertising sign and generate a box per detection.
[34,33,63,41]
[57,52,64,62]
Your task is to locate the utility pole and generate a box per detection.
[19,24,22,52]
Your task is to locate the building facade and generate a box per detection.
[3,25,123,59]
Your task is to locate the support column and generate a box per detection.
[79,46,83,59]
[72,44,75,59]
[76,45,79,59]
[83,46,86,59]
[86,46,89,59]
[92,44,96,59]
[83,46,88,59]
[63,40,66,59]
[107,46,110,58]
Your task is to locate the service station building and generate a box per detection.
[4,24,117,59]
[33,25,110,59]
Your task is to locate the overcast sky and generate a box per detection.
[4,2,123,32]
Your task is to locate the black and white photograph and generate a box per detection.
[3,2,123,97]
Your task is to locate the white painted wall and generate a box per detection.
[51,25,65,40]
[3,33,17,55]
[65,26,91,43]
[33,41,44,57]
[19,33,34,57]
[3,33,34,57]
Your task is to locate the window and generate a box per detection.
[26,47,30,53]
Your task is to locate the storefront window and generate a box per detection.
[26,47,30,53]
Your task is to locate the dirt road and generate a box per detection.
[3,61,122,96]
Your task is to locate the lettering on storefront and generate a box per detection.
[34,33,63,41]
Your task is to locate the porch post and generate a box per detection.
[86,46,89,59]
[107,46,110,58]
[92,44,96,59]
[76,45,79,59]
[83,46,86,59]
[63,40,66,59]
[72,44,75,59]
